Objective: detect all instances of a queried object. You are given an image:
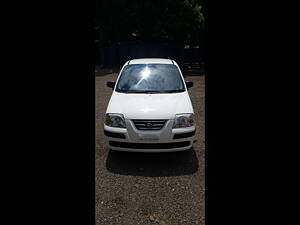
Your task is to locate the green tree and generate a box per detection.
[95,0,204,46]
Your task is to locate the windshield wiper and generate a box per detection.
[159,90,185,93]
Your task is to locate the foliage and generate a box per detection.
[95,0,204,47]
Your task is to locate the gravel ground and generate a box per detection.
[95,69,205,225]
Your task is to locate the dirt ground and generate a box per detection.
[95,69,205,225]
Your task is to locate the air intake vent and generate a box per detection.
[132,120,167,130]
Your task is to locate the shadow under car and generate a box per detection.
[106,147,199,177]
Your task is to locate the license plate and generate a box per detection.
[138,134,159,141]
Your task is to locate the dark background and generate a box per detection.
[95,0,205,69]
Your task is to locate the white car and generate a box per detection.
[104,58,196,152]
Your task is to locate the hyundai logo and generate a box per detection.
[146,123,153,128]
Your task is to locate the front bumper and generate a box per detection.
[104,119,196,152]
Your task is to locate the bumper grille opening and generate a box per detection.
[173,130,196,139]
[104,130,126,139]
[109,141,191,149]
[132,120,167,130]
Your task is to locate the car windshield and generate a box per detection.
[115,64,185,93]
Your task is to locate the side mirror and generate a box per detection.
[106,81,116,89]
[185,81,194,89]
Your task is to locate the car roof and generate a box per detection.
[128,58,174,65]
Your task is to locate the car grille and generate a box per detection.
[132,120,167,130]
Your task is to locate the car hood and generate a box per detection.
[106,92,194,119]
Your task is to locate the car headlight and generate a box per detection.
[105,113,126,128]
[173,113,194,128]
